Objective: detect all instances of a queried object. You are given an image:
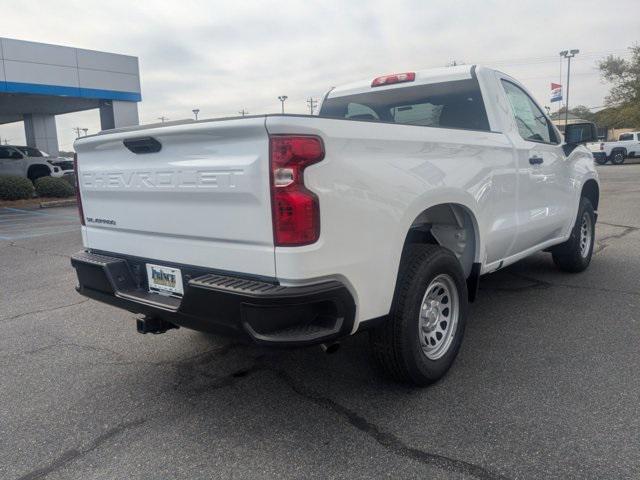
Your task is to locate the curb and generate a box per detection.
[40,199,77,208]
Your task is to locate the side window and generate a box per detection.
[0,147,17,159]
[501,80,558,144]
[619,133,633,141]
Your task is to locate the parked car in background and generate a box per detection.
[588,131,640,165]
[0,145,74,181]
[71,65,599,386]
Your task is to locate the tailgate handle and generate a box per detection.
[123,136,162,154]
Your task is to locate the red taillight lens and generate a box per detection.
[600,143,605,151]
[73,153,85,226]
[371,72,415,87]
[269,135,324,246]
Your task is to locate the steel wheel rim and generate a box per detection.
[579,211,592,258]
[614,153,624,163]
[418,274,459,360]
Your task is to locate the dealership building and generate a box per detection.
[0,37,141,155]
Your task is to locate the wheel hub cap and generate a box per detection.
[418,274,459,360]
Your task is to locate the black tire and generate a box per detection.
[610,150,626,165]
[594,157,608,165]
[369,244,468,386]
[28,166,50,183]
[551,197,595,273]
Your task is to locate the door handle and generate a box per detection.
[529,156,544,165]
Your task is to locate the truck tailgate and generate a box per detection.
[74,117,275,278]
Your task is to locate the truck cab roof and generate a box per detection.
[328,65,490,99]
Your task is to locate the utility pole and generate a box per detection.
[192,109,200,120]
[559,49,579,132]
[306,97,318,115]
[157,116,168,123]
[239,108,249,117]
[278,96,288,114]
[73,127,83,138]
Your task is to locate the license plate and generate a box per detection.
[146,263,184,296]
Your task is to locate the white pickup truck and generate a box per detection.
[0,145,74,181]
[589,131,640,165]
[71,65,599,386]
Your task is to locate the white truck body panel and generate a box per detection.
[267,114,518,324]
[74,65,598,331]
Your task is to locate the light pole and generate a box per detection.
[192,109,200,121]
[157,116,168,123]
[559,49,579,132]
[239,108,249,117]
[278,95,288,114]
[82,128,88,136]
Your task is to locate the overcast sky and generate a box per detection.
[1,0,638,151]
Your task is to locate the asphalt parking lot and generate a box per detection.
[1,164,639,480]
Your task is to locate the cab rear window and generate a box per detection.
[319,78,490,132]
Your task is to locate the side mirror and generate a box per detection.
[564,122,598,145]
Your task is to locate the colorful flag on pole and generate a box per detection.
[550,83,562,103]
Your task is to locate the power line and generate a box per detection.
[72,127,86,138]
[474,49,630,67]
[517,71,602,81]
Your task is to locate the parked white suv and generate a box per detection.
[71,65,599,385]
[0,145,74,181]
[588,131,640,165]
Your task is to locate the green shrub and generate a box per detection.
[0,175,35,200]
[34,176,75,198]
[61,173,76,187]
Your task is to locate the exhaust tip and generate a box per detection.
[320,342,340,354]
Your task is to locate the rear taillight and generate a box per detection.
[269,135,324,246]
[371,72,415,87]
[73,153,85,226]
[600,143,605,151]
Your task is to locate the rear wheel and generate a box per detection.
[594,157,608,165]
[551,197,595,272]
[610,150,626,165]
[369,244,468,386]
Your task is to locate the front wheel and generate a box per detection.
[28,166,50,182]
[369,244,468,386]
[551,197,595,272]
